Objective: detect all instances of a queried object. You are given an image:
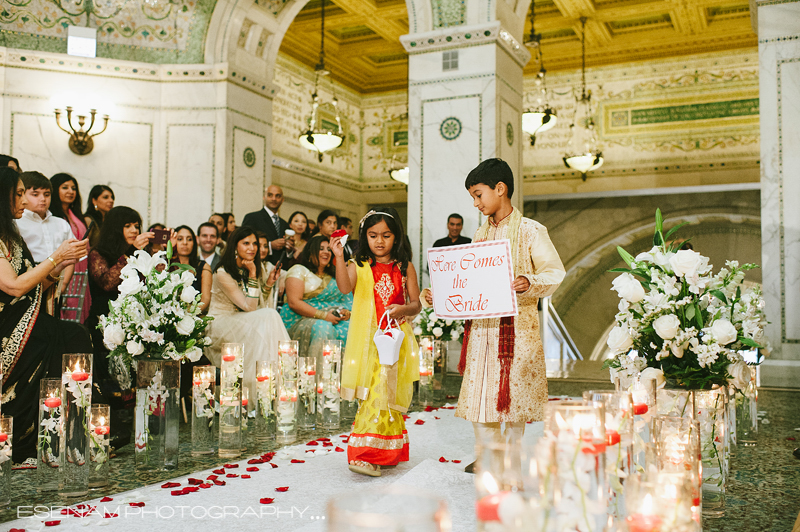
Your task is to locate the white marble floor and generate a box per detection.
[8,407,544,532]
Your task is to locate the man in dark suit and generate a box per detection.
[433,213,472,247]
[197,222,222,270]
[338,216,358,259]
[241,184,294,265]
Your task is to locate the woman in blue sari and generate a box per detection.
[281,235,352,355]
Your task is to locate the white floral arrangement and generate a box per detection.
[99,248,212,372]
[412,306,464,342]
[604,210,767,391]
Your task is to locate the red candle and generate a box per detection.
[94,426,110,436]
[193,380,202,386]
[71,371,89,382]
[420,371,432,376]
[317,385,323,394]
[222,354,236,362]
[0,433,8,443]
[606,429,621,446]
[44,397,62,409]
[475,493,507,522]
[256,375,270,382]
[306,370,316,376]
[626,513,663,532]
[633,403,649,415]
[242,399,248,407]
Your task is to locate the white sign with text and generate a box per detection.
[427,240,518,320]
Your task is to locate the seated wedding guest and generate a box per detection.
[85,185,115,247]
[280,235,352,356]
[338,216,359,257]
[206,226,288,399]
[85,206,154,447]
[197,221,221,270]
[50,173,91,322]
[432,213,472,247]
[15,172,74,315]
[222,212,237,239]
[287,211,310,259]
[145,222,168,254]
[307,219,317,235]
[256,231,288,309]
[316,209,338,238]
[0,167,90,463]
[209,213,227,244]
[0,154,20,172]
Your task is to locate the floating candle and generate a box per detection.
[633,403,649,415]
[606,429,621,446]
[222,354,236,362]
[0,433,8,443]
[94,426,110,436]
[626,513,663,532]
[71,371,89,382]
[306,370,316,376]
[44,397,62,409]
[256,375,270,382]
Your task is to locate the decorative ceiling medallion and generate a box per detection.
[506,123,514,146]
[243,147,256,168]
[440,117,462,141]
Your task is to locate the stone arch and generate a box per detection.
[553,212,762,359]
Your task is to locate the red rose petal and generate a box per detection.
[75,504,88,510]
[199,483,212,489]
[306,440,319,446]
[103,513,118,518]
[452,460,462,464]
[435,416,440,420]
[60,509,70,515]
[322,441,333,447]
[224,463,239,469]
[171,490,186,496]
[275,486,289,492]
[261,452,276,462]
[129,502,145,507]
[241,475,251,479]
[100,497,113,502]
[213,468,225,474]
[269,463,278,468]
[402,415,410,421]
[441,406,455,410]
[260,498,275,505]
[290,459,305,464]
[247,467,259,472]
[9,529,26,532]
[44,521,61,527]
[226,473,239,478]
[438,457,448,463]
[414,419,425,425]
[317,437,331,442]
[206,474,218,481]
[247,458,264,464]
[213,480,226,486]
[161,482,181,488]
[188,478,203,485]
[335,446,344,452]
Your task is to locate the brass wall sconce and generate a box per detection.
[54,107,109,155]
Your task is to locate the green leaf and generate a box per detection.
[694,304,704,328]
[738,336,763,348]
[709,290,728,304]
[166,240,173,262]
[685,305,696,321]
[616,246,636,267]
[608,267,633,273]
[655,209,663,234]
[664,222,690,241]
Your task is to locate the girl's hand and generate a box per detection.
[330,236,344,258]
[385,304,404,319]
[267,265,280,286]
[512,276,530,293]
[134,232,155,250]
[242,259,257,278]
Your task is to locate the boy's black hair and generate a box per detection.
[20,171,52,192]
[464,158,514,199]
[353,207,410,276]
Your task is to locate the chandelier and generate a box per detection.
[563,17,603,180]
[297,0,343,162]
[521,1,557,146]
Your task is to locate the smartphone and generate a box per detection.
[151,228,170,244]
[331,309,342,318]
[274,259,283,272]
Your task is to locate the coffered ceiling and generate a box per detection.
[278,0,757,94]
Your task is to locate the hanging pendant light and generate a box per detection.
[298,0,343,162]
[563,17,603,181]
[521,1,557,146]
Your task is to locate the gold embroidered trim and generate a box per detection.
[348,433,409,450]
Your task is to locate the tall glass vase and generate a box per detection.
[694,388,727,517]
[59,353,92,497]
[298,357,317,430]
[735,367,757,446]
[0,416,11,507]
[318,341,341,430]
[277,340,298,444]
[88,404,110,488]
[254,361,277,443]
[37,378,62,491]
[191,365,215,456]
[654,415,702,527]
[241,386,250,452]
[433,339,447,393]
[418,337,434,407]
[134,359,180,471]
[630,375,656,473]
[219,343,243,458]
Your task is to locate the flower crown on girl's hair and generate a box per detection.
[358,209,395,229]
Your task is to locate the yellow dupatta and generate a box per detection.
[341,261,419,412]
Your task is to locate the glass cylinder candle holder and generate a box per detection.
[37,378,63,491]
[59,353,92,497]
[433,339,447,392]
[134,359,180,471]
[254,360,277,443]
[327,486,451,531]
[241,386,250,452]
[277,340,299,444]
[418,337,435,407]
[520,437,557,532]
[653,415,702,527]
[298,356,317,430]
[625,473,694,532]
[658,388,695,418]
[545,401,607,532]
[630,375,657,473]
[693,388,727,517]
[318,341,341,430]
[735,366,757,446]
[0,416,11,507]
[474,440,526,529]
[583,390,634,522]
[191,365,215,456]
[219,343,243,458]
[88,404,110,488]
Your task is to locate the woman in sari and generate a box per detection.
[0,168,91,463]
[280,235,352,356]
[50,173,91,323]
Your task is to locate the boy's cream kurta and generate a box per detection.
[455,210,565,423]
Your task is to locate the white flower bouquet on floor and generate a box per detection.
[99,245,212,374]
[604,209,767,390]
[412,306,464,342]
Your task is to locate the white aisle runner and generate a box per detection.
[8,407,544,532]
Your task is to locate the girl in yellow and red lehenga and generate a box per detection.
[331,207,420,477]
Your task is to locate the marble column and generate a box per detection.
[401,25,530,285]
[758,0,800,388]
